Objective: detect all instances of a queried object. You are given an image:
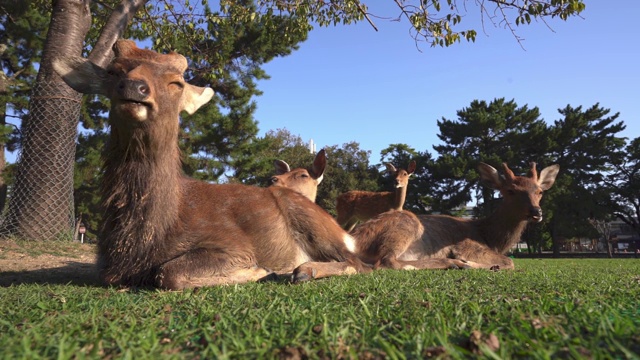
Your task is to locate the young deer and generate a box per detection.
[270,149,326,203]
[336,160,417,231]
[271,157,468,270]
[53,40,374,289]
[399,162,560,270]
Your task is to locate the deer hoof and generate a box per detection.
[291,268,317,283]
[257,272,281,283]
[489,265,501,271]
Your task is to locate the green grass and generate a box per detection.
[1,259,639,359]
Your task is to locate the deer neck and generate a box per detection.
[99,121,182,280]
[476,205,528,254]
[392,185,408,210]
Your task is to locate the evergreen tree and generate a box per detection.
[0,1,49,212]
[545,104,627,255]
[431,98,550,215]
[609,137,640,238]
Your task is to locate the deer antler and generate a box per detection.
[502,163,516,183]
[528,162,538,182]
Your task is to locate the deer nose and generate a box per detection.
[117,79,150,102]
[530,207,543,222]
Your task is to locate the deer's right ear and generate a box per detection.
[477,162,503,190]
[53,56,109,96]
[274,160,291,175]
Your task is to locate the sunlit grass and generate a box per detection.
[1,259,639,359]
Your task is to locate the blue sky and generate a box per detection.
[253,2,640,165]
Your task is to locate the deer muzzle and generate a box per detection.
[117,79,151,104]
[529,207,543,223]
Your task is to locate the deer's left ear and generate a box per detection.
[538,164,560,191]
[181,85,214,115]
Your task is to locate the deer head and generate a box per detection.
[53,40,214,145]
[270,149,327,202]
[478,162,559,223]
[385,160,416,188]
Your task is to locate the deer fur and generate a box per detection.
[271,156,471,270]
[400,162,560,270]
[337,161,416,231]
[53,40,371,289]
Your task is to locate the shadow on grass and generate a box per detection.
[0,261,101,287]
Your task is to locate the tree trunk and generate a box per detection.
[0,47,9,214]
[550,221,561,257]
[0,0,91,240]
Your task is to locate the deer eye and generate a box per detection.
[169,81,184,90]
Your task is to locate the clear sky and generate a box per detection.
[253,2,640,165]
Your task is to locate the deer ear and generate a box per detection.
[477,162,503,190]
[274,160,291,175]
[407,160,417,175]
[310,149,327,179]
[538,164,560,190]
[181,85,214,115]
[53,56,109,96]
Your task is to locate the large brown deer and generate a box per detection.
[271,156,469,270]
[53,40,377,289]
[401,162,560,270]
[336,160,417,231]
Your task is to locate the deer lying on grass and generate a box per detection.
[401,162,560,270]
[53,40,378,289]
[271,156,470,270]
[336,161,417,231]
[274,158,559,270]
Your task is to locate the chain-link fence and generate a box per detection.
[0,78,80,241]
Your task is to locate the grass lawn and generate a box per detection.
[1,257,639,359]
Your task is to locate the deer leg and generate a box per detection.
[292,258,373,283]
[155,247,272,290]
[394,258,476,270]
[453,241,515,270]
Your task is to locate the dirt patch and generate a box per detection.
[0,240,101,287]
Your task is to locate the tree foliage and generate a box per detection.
[604,137,640,237]
[430,98,549,215]
[544,104,627,253]
[249,0,586,48]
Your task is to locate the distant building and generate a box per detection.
[610,219,640,252]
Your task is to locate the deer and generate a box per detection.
[336,160,417,231]
[270,149,327,203]
[271,155,470,270]
[52,39,383,290]
[273,157,559,271]
[399,162,560,270]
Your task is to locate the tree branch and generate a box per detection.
[89,0,149,67]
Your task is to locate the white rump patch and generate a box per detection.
[343,234,357,253]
